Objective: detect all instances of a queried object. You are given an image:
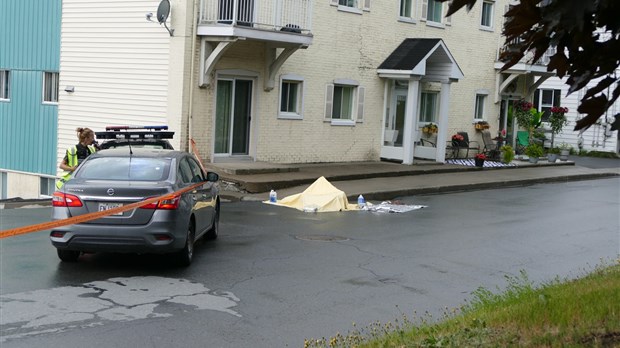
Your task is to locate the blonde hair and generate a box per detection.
[76,127,94,143]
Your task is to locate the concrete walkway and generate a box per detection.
[205,158,620,202]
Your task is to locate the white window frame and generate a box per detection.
[419,91,439,123]
[0,171,6,200]
[427,0,442,23]
[421,0,450,27]
[534,88,561,122]
[331,0,368,14]
[324,79,364,126]
[40,176,56,197]
[43,71,59,104]
[0,70,10,101]
[399,0,417,23]
[474,92,488,121]
[278,74,304,120]
[480,0,494,30]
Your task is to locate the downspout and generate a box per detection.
[187,0,199,152]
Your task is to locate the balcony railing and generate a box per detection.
[498,38,556,66]
[199,0,313,34]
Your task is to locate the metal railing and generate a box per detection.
[498,38,556,66]
[199,0,313,34]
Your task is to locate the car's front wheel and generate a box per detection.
[175,222,195,266]
[57,249,80,262]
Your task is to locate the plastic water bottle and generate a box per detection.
[269,190,277,203]
[357,194,366,209]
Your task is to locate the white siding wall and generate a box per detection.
[538,75,619,153]
[58,0,171,174]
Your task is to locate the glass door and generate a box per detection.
[501,98,517,147]
[215,79,252,155]
[384,88,406,147]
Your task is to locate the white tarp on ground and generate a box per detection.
[264,176,427,213]
[363,201,426,213]
[264,176,357,212]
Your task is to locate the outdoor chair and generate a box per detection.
[515,130,529,154]
[481,130,500,160]
[448,131,480,159]
[419,138,436,147]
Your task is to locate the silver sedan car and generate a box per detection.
[50,148,220,266]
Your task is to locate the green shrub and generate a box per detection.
[499,145,515,163]
[525,143,544,158]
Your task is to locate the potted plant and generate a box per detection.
[548,106,569,147]
[474,153,486,167]
[557,142,572,161]
[547,147,561,162]
[499,144,515,164]
[422,123,438,134]
[525,143,544,163]
[451,133,464,145]
[474,120,490,130]
[514,99,543,143]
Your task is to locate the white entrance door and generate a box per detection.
[380,88,407,161]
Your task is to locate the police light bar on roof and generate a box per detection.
[95,125,174,140]
[105,125,168,131]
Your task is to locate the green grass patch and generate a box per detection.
[305,263,620,347]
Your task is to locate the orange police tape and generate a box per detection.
[190,138,207,173]
[0,182,205,240]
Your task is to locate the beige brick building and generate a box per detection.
[58,0,553,170]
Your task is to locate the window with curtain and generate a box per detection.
[475,94,486,120]
[400,0,414,18]
[333,85,355,120]
[43,72,59,103]
[279,78,303,119]
[339,0,357,7]
[427,0,443,23]
[534,88,561,122]
[481,1,494,28]
[419,92,438,123]
[215,80,233,153]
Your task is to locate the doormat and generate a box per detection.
[445,159,516,167]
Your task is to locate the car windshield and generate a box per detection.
[77,157,171,181]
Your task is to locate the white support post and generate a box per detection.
[402,78,420,165]
[436,82,451,163]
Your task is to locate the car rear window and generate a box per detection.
[77,157,171,181]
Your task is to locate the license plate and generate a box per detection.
[98,202,124,216]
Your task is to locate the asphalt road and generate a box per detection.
[1,178,619,347]
[570,155,620,169]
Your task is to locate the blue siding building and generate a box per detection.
[0,0,61,199]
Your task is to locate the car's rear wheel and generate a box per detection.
[176,222,195,266]
[205,204,220,240]
[57,249,80,262]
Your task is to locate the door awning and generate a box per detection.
[377,38,464,81]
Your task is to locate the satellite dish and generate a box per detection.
[156,0,170,24]
[156,0,174,36]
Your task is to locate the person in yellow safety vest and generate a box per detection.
[56,127,98,189]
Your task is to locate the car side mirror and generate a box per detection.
[206,172,219,182]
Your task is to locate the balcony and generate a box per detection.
[495,39,555,73]
[493,38,556,102]
[198,0,314,47]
